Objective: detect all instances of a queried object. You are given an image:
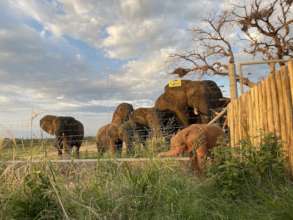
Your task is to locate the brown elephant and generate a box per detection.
[158,124,224,174]
[155,80,228,127]
[40,115,84,157]
[130,107,162,137]
[96,123,124,154]
[96,103,134,154]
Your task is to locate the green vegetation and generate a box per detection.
[0,134,293,219]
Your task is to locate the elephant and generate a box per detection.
[155,80,228,127]
[40,115,84,157]
[96,123,125,154]
[158,124,224,174]
[96,103,134,154]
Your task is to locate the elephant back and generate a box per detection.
[201,80,223,98]
[56,116,76,136]
[163,80,192,92]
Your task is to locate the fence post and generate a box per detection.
[237,63,244,95]
[288,60,293,105]
[228,62,238,99]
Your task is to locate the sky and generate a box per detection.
[0,0,268,138]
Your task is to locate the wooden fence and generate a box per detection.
[227,61,293,170]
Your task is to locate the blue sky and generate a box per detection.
[0,0,266,138]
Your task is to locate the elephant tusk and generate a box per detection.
[194,108,199,115]
[121,141,127,156]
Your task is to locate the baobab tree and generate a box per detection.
[171,0,293,88]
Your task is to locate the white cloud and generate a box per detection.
[1,0,228,136]
[0,96,9,103]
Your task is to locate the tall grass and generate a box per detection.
[0,134,293,219]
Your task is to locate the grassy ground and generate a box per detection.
[0,137,98,160]
[0,136,170,160]
[0,134,292,219]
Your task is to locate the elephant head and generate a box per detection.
[40,115,58,135]
[112,103,134,125]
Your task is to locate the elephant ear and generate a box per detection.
[40,115,57,135]
[52,118,62,136]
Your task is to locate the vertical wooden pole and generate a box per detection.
[288,60,293,105]
[247,89,253,144]
[261,80,268,133]
[270,72,281,137]
[233,100,238,145]
[254,85,261,145]
[227,103,232,147]
[280,67,293,174]
[239,95,245,141]
[287,60,293,173]
[266,76,274,133]
[238,63,244,95]
[229,101,234,147]
[241,93,249,140]
[275,69,288,164]
[257,81,264,144]
[229,63,238,99]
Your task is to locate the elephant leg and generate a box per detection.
[58,148,63,155]
[75,145,80,159]
[193,146,208,175]
[54,136,63,156]
[109,141,116,156]
[174,109,189,127]
[158,146,185,157]
[190,153,199,173]
[62,135,71,155]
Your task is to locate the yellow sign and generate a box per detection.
[168,80,182,88]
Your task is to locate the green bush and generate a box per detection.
[207,133,287,198]
[7,171,62,219]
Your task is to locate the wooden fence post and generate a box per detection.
[288,60,293,173]
[228,63,238,99]
[288,60,293,105]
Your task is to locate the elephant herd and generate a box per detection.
[39,80,229,171]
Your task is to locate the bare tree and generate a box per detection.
[171,0,293,87]
[234,0,293,62]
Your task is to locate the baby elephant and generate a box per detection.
[158,124,224,174]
